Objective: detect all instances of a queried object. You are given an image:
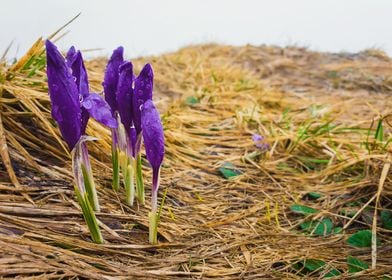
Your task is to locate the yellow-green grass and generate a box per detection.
[0,36,391,278]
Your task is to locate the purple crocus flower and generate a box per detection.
[141,100,165,213]
[46,41,81,150]
[103,48,153,205]
[102,47,125,192]
[252,133,270,151]
[46,40,117,149]
[46,40,117,212]
[141,99,164,244]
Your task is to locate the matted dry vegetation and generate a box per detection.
[0,37,392,279]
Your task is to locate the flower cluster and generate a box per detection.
[45,40,164,244]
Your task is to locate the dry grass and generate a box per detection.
[0,38,392,279]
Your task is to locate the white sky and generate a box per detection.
[1,0,391,59]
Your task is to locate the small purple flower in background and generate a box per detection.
[252,133,270,151]
[46,40,117,243]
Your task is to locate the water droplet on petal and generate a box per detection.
[51,84,58,91]
[83,99,92,109]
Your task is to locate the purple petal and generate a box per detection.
[141,100,164,170]
[129,127,137,157]
[65,46,76,64]
[133,63,153,134]
[252,134,264,143]
[65,48,89,98]
[116,62,133,131]
[82,93,118,128]
[65,47,90,133]
[45,40,81,150]
[103,47,124,113]
[252,133,269,150]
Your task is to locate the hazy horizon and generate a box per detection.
[1,0,391,59]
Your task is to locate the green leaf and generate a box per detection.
[375,119,384,142]
[347,230,379,247]
[333,227,343,234]
[307,192,322,199]
[185,96,199,105]
[293,259,340,278]
[218,162,241,179]
[347,256,369,273]
[290,204,320,215]
[324,268,341,278]
[303,259,325,271]
[381,210,392,230]
[135,154,145,204]
[300,218,333,236]
[111,148,120,191]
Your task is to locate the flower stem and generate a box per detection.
[125,163,135,206]
[111,128,120,192]
[134,153,145,205]
[148,211,159,244]
[119,150,133,205]
[74,186,103,244]
[81,142,100,212]
[111,144,120,192]
[151,167,161,213]
[149,167,162,244]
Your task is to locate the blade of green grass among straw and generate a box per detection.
[74,186,103,244]
[81,164,100,212]
[374,119,384,142]
[111,148,120,191]
[135,154,145,204]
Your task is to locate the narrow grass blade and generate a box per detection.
[135,153,145,204]
[81,164,100,212]
[74,186,103,244]
[111,148,120,191]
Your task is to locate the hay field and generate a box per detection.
[0,38,392,279]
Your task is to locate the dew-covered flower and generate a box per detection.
[46,40,117,243]
[141,100,165,244]
[103,48,153,205]
[46,40,117,150]
[141,100,165,212]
